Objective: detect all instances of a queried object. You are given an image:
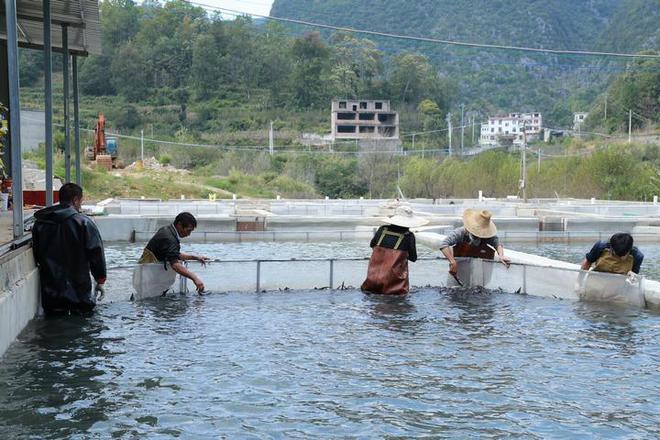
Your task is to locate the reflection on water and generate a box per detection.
[573,301,643,357]
[0,289,659,438]
[362,293,421,333]
[444,287,497,338]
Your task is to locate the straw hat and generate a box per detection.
[384,206,429,228]
[463,209,497,238]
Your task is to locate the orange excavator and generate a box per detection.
[86,113,119,169]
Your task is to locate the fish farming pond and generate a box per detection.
[0,242,659,438]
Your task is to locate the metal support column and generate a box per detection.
[4,0,23,238]
[62,25,70,182]
[72,55,81,186]
[44,0,54,205]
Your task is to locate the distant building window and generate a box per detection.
[360,102,367,109]
[339,102,346,109]
[359,126,375,133]
[337,112,356,120]
[337,125,356,133]
[375,102,383,110]
[491,128,494,133]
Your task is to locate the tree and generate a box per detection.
[79,55,115,96]
[586,52,660,133]
[329,63,359,99]
[110,44,149,101]
[315,157,367,198]
[388,53,438,105]
[257,22,294,106]
[401,157,441,198]
[100,0,141,55]
[291,32,331,108]
[329,33,384,96]
[191,34,220,99]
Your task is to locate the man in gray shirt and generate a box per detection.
[439,209,510,275]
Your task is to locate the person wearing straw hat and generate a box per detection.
[361,205,428,295]
[439,209,510,276]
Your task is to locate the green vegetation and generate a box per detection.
[15,0,658,202]
[400,144,659,201]
[271,0,658,125]
[585,55,660,133]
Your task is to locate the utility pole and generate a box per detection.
[521,125,527,203]
[604,93,608,120]
[471,115,476,145]
[628,110,632,144]
[460,104,465,155]
[140,129,144,161]
[537,148,541,173]
[446,112,452,156]
[269,120,274,155]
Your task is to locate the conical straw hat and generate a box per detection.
[384,206,429,228]
[463,208,497,238]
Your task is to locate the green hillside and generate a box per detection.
[270,0,657,125]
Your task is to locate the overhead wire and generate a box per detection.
[187,1,660,60]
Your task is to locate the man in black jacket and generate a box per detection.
[32,183,107,315]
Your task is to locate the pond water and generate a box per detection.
[1,288,658,438]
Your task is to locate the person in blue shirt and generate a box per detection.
[581,233,643,275]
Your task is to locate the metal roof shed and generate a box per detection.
[1,0,101,242]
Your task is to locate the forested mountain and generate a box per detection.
[597,0,660,52]
[271,0,658,126]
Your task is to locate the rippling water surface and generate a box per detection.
[1,288,659,438]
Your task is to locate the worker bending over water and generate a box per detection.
[137,212,210,294]
[581,232,643,275]
[439,209,510,275]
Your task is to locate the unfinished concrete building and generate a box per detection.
[331,100,400,141]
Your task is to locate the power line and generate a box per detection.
[187,1,660,60]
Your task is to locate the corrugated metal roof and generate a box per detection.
[0,0,101,56]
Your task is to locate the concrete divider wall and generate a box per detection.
[0,246,40,357]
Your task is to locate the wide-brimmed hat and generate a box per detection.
[463,208,497,238]
[384,206,429,228]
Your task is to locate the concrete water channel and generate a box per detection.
[1,198,660,437]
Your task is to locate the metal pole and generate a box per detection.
[471,115,475,145]
[522,128,527,203]
[72,55,81,187]
[269,120,274,155]
[5,0,24,238]
[44,0,54,205]
[62,25,70,182]
[446,112,452,156]
[628,109,632,144]
[140,129,144,161]
[537,148,541,173]
[329,259,334,289]
[460,103,464,154]
[604,93,607,120]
